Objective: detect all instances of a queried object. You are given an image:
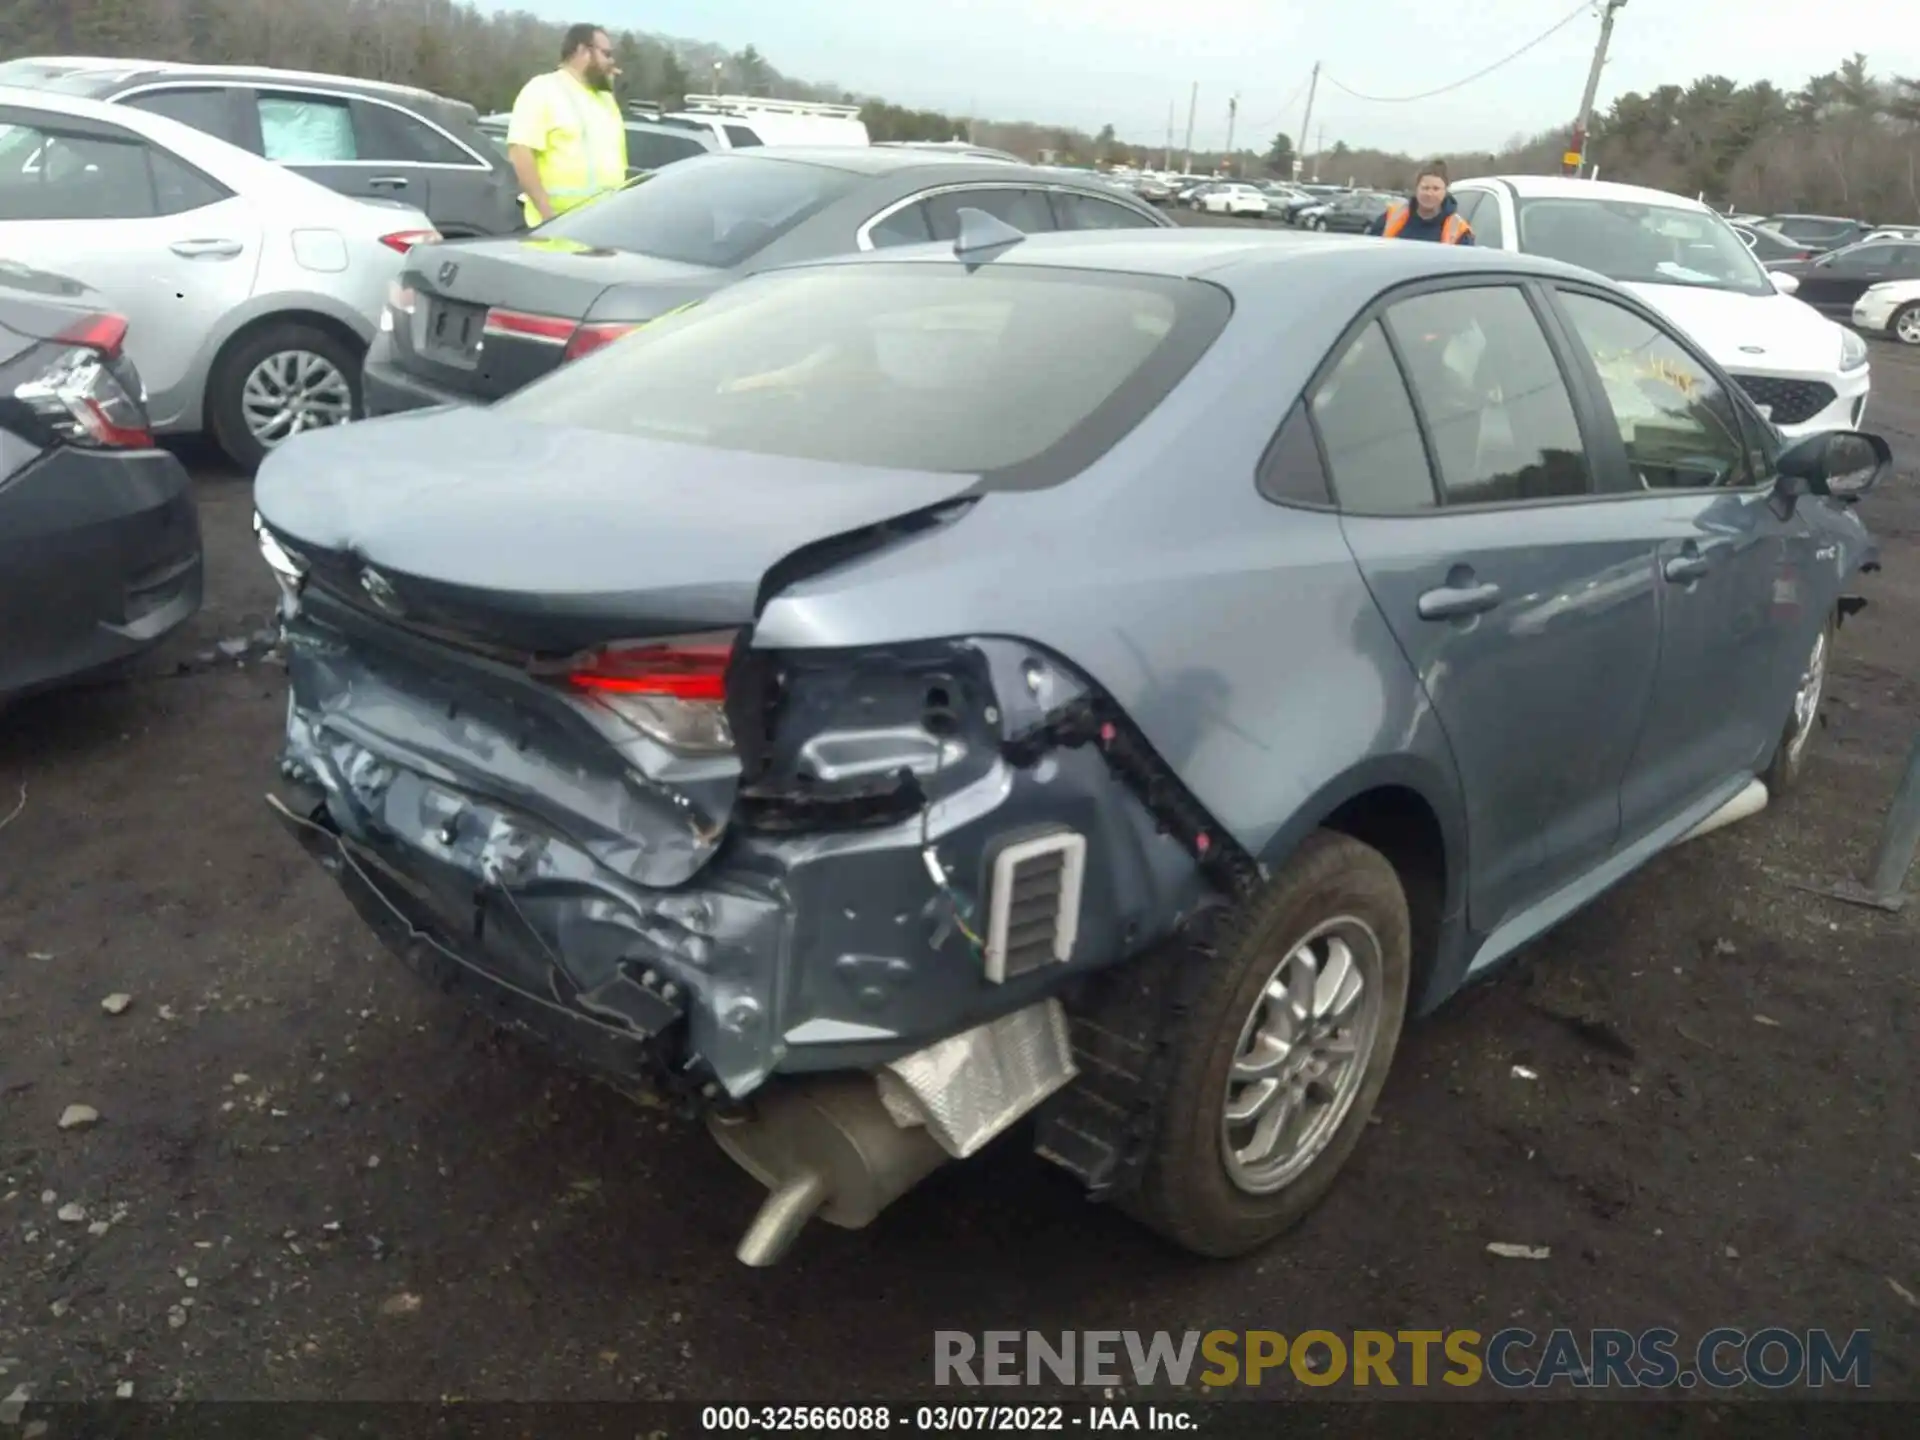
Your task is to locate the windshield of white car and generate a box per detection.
[1514,197,1773,297]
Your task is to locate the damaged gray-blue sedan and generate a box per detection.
[254,217,1886,1266]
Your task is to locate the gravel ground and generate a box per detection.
[1,289,1917,1406]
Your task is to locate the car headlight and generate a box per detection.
[1840,328,1869,370]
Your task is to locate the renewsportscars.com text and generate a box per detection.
[933,1328,1873,1390]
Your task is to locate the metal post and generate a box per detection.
[1164,100,1174,172]
[1183,81,1198,173]
[1829,728,1920,911]
[1566,0,1626,177]
[1298,61,1320,184]
[1225,95,1238,175]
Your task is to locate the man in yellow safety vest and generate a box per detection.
[1367,159,1475,245]
[505,23,629,228]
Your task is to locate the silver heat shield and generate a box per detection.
[875,998,1079,1159]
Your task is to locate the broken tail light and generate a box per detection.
[563,632,737,755]
[3,312,152,449]
[380,229,441,254]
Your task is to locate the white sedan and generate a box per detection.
[0,84,438,470]
[1448,175,1871,439]
[1852,279,1920,347]
[1199,183,1270,218]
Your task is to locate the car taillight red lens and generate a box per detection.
[483,307,576,345]
[380,229,441,254]
[6,311,151,450]
[562,321,640,363]
[562,633,737,754]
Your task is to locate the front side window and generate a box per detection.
[1308,320,1435,514]
[1051,190,1159,230]
[1515,197,1770,296]
[1384,286,1590,505]
[538,155,860,267]
[491,264,1229,489]
[257,92,357,161]
[120,86,236,141]
[1557,290,1752,491]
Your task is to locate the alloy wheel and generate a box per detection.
[1896,306,1920,346]
[241,349,354,449]
[1220,915,1384,1195]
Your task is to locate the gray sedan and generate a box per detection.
[1,265,201,702]
[359,148,1173,416]
[256,224,1883,1268]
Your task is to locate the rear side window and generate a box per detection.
[119,86,237,141]
[867,201,934,248]
[492,265,1231,489]
[626,128,708,171]
[257,92,357,161]
[1383,286,1590,505]
[537,155,860,267]
[1052,191,1158,230]
[356,102,474,165]
[723,125,762,148]
[1308,320,1435,513]
[923,188,1056,240]
[0,119,217,220]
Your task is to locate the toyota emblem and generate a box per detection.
[438,260,459,286]
[359,568,404,616]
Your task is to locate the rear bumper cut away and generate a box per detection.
[272,593,1214,1106]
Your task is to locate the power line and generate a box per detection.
[1319,2,1595,105]
[1239,71,1316,138]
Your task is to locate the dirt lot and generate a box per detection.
[2,327,1918,1406]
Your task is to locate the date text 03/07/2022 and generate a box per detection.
[700,1406,1191,1432]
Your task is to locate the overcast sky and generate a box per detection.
[522,1,1915,154]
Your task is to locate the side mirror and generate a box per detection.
[1770,270,1800,295]
[1775,429,1891,508]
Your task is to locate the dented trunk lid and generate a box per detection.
[254,407,983,655]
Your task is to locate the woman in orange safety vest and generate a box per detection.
[1366,159,1475,245]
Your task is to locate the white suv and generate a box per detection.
[1448,176,1870,438]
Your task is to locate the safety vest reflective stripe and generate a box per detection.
[1383,204,1470,243]
[557,79,602,194]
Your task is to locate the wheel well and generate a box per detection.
[1321,786,1447,1001]
[203,310,368,429]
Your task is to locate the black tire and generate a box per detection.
[1761,612,1835,797]
[206,322,363,474]
[1122,830,1411,1258]
[1892,302,1920,348]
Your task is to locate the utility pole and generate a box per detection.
[1164,99,1174,172]
[1296,60,1320,181]
[1224,95,1238,175]
[1566,0,1627,177]
[1183,81,1198,172]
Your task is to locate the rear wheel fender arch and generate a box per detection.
[1254,757,1467,1009]
[199,307,371,434]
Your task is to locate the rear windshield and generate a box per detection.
[491,263,1231,489]
[535,154,854,268]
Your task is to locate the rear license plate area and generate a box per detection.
[422,298,485,367]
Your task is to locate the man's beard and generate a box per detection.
[588,64,614,91]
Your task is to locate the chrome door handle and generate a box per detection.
[1417,581,1503,620]
[169,238,243,259]
[369,175,410,188]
